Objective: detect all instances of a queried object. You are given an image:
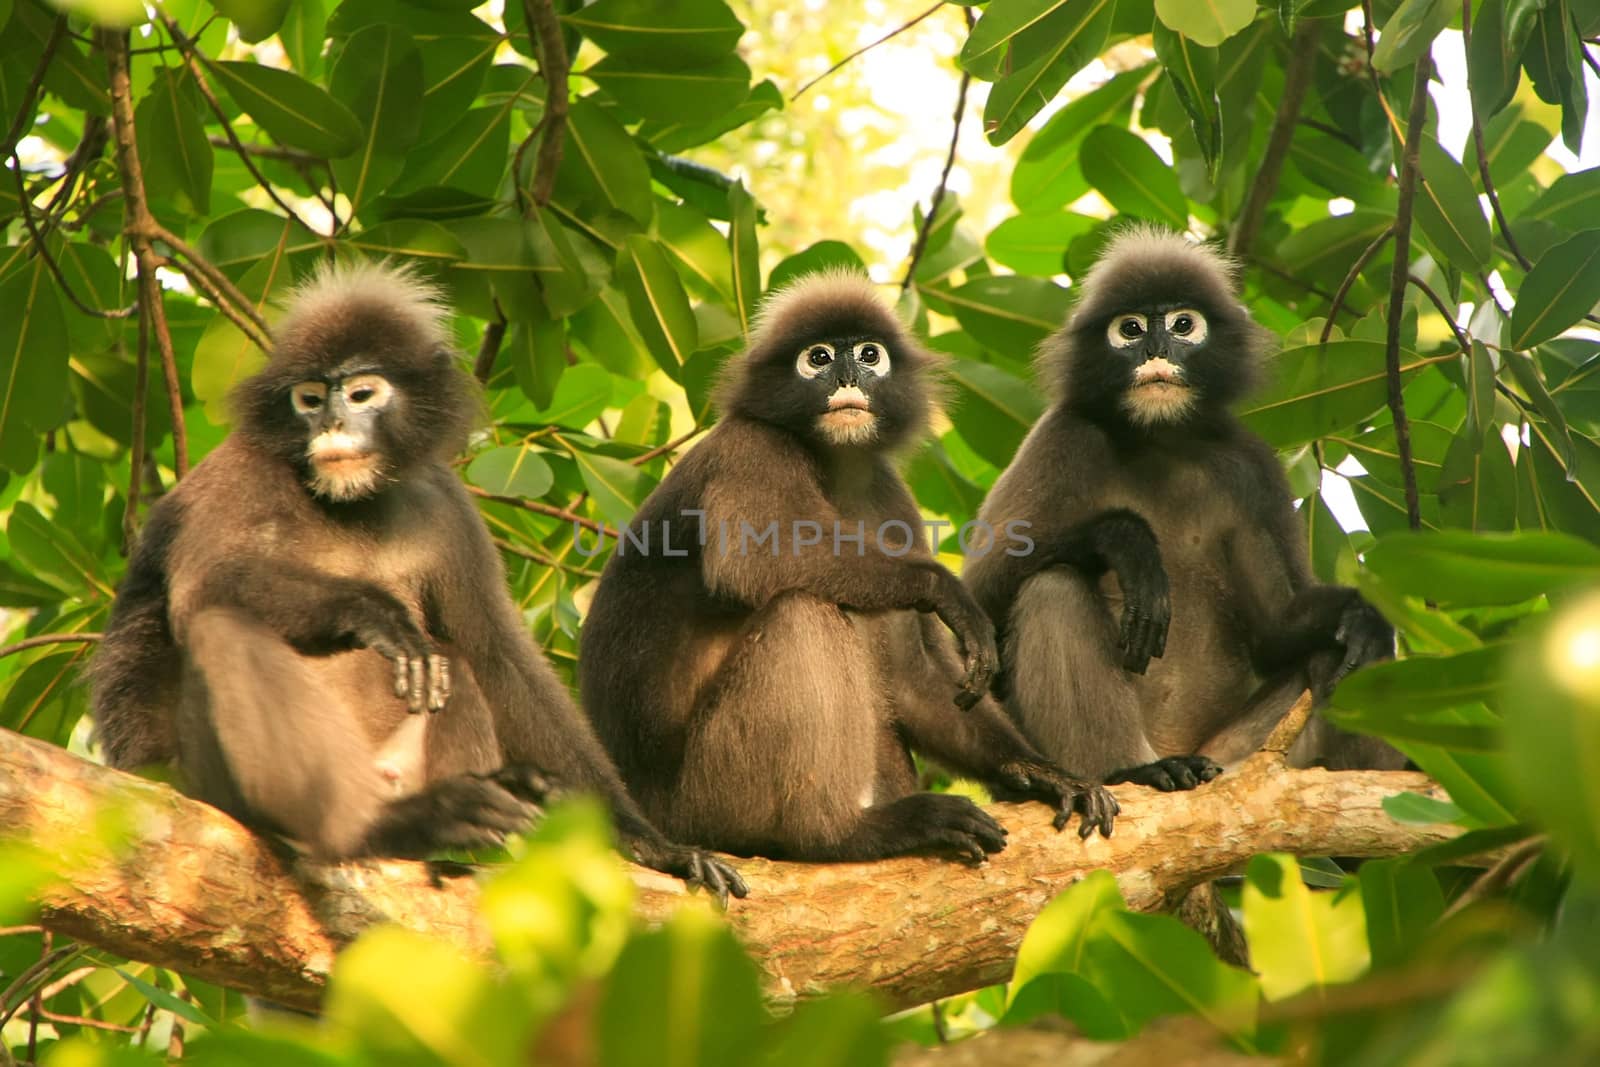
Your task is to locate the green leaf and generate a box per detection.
[329,24,425,212]
[980,0,1119,145]
[1003,972,1129,1038]
[1524,3,1589,153]
[767,241,865,293]
[1241,854,1369,1001]
[134,70,212,216]
[654,201,735,304]
[1010,64,1145,212]
[1372,0,1455,73]
[1009,869,1127,999]
[1438,426,1518,532]
[1412,136,1492,270]
[1508,231,1600,350]
[210,0,293,42]
[1363,530,1600,606]
[1467,0,1542,116]
[197,208,324,278]
[1080,126,1188,230]
[555,96,654,226]
[505,315,568,410]
[466,445,555,499]
[192,251,298,424]
[0,261,69,474]
[617,235,699,378]
[986,212,1098,276]
[1152,25,1221,176]
[925,275,1071,354]
[1331,646,1508,716]
[208,61,363,159]
[638,78,784,154]
[1288,129,1394,202]
[345,219,467,266]
[1358,858,1444,970]
[114,968,217,1027]
[532,363,613,430]
[0,650,88,745]
[728,181,760,335]
[763,992,891,1067]
[588,54,752,124]
[564,0,744,63]
[1516,167,1600,233]
[7,502,105,599]
[1382,791,1468,824]
[389,105,510,200]
[280,0,328,79]
[1155,0,1256,47]
[1240,342,1447,448]
[944,358,1049,468]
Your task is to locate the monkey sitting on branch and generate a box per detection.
[89,261,745,903]
[579,271,1118,864]
[965,227,1403,792]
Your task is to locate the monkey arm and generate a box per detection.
[1251,585,1394,692]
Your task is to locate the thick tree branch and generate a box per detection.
[1,728,1461,1015]
[523,0,569,208]
[1228,19,1321,258]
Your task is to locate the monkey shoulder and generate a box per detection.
[983,408,1116,523]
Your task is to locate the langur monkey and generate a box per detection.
[579,271,1118,863]
[90,261,745,902]
[966,227,1402,791]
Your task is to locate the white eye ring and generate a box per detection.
[1107,314,1147,349]
[852,341,891,376]
[291,381,328,415]
[797,342,835,379]
[342,373,393,409]
[1165,309,1208,344]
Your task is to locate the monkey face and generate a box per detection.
[289,367,397,501]
[1103,306,1209,426]
[794,336,894,446]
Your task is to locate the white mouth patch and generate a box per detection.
[307,430,384,500]
[1131,357,1185,386]
[818,386,878,445]
[827,385,870,411]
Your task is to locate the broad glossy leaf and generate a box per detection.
[135,70,212,216]
[1358,858,1445,969]
[767,241,865,293]
[1240,342,1447,448]
[1155,0,1255,47]
[1010,65,1145,212]
[764,993,890,1067]
[211,0,293,42]
[1516,167,1600,232]
[1,650,89,745]
[1504,349,1577,474]
[0,261,69,473]
[1081,910,1259,1041]
[1412,136,1491,270]
[1509,231,1600,350]
[7,502,106,599]
[1080,126,1187,230]
[1372,0,1454,73]
[1241,854,1368,1001]
[1467,0,1541,116]
[617,235,698,378]
[1153,26,1220,175]
[466,445,555,499]
[654,201,735,304]
[1524,3,1589,152]
[564,0,744,63]
[345,219,467,266]
[209,61,363,158]
[531,363,613,430]
[1003,973,1128,1038]
[986,212,1098,276]
[197,210,323,283]
[981,0,1118,145]
[1332,645,1507,716]
[390,106,509,199]
[192,252,298,424]
[280,0,328,79]
[728,181,760,336]
[329,24,425,212]
[929,275,1071,354]
[1275,210,1392,286]
[1364,529,1600,605]
[1438,427,1517,532]
[944,358,1048,468]
[555,97,653,226]
[638,78,784,154]
[588,54,752,124]
[1383,792,1468,825]
[505,315,567,410]
[1009,869,1127,998]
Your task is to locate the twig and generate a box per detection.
[1261,689,1316,757]
[792,1,945,101]
[1383,54,1434,531]
[524,0,569,208]
[1408,274,1474,355]
[103,30,192,479]
[1358,0,1405,138]
[1320,224,1394,344]
[161,14,319,236]
[10,152,138,320]
[1229,19,1321,258]
[901,8,974,294]
[153,229,272,348]
[0,946,85,1029]
[34,1008,141,1034]
[0,634,103,661]
[126,300,150,548]
[0,14,64,160]
[474,305,507,384]
[631,426,703,466]
[202,135,319,165]
[1440,835,1547,920]
[466,485,604,533]
[1460,0,1533,271]
[40,116,111,229]
[492,536,604,578]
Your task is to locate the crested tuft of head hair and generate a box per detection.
[273,259,451,357]
[1040,225,1274,422]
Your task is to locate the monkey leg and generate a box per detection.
[1005,569,1158,780]
[673,592,1006,863]
[182,609,536,859]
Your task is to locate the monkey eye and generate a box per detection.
[796,342,836,379]
[1165,308,1208,343]
[852,341,891,375]
[342,373,393,409]
[291,381,328,414]
[1107,314,1147,349]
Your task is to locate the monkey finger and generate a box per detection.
[426,654,450,712]
[407,655,427,712]
[392,654,412,699]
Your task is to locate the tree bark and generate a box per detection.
[0,728,1461,1014]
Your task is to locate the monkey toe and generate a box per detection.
[1107,756,1219,794]
[491,763,558,805]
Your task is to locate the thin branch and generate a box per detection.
[1461,0,1533,272]
[1359,0,1405,138]
[125,298,151,549]
[0,634,103,661]
[1441,835,1548,920]
[102,28,191,480]
[1383,55,1435,532]
[631,426,703,466]
[1320,224,1394,345]
[40,116,111,229]
[524,0,569,208]
[161,14,320,236]
[792,1,944,101]
[466,485,604,533]
[202,135,320,165]
[10,152,138,320]
[474,305,507,384]
[492,536,604,579]
[1229,19,1321,258]
[0,14,65,160]
[0,946,85,1029]
[153,228,272,348]
[1408,273,1474,356]
[902,8,974,294]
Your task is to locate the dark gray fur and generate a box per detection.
[579,272,1117,863]
[965,230,1403,789]
[88,262,744,901]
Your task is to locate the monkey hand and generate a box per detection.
[1330,598,1395,687]
[360,770,544,858]
[628,837,749,908]
[998,760,1119,840]
[929,574,999,709]
[1113,548,1170,676]
[334,590,452,713]
[1105,755,1223,792]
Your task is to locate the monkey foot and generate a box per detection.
[1106,755,1223,792]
